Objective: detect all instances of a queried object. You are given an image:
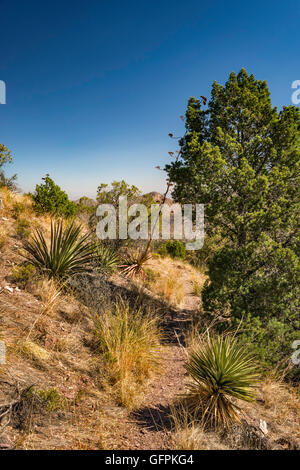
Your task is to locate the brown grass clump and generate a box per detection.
[32,277,62,316]
[94,300,162,409]
[0,225,8,251]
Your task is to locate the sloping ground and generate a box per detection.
[106,266,300,450]
[0,190,299,450]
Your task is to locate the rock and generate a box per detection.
[4,286,14,293]
[259,419,268,435]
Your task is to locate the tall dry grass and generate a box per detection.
[0,225,8,251]
[34,278,62,316]
[94,300,161,409]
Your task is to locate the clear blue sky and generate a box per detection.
[1,0,299,199]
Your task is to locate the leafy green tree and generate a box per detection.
[32,174,77,217]
[0,144,12,167]
[0,143,17,190]
[166,69,300,371]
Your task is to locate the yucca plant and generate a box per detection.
[94,243,119,273]
[185,335,259,428]
[23,220,95,279]
[119,247,152,279]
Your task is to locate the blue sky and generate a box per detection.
[1,0,299,199]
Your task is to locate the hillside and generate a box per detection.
[0,188,299,450]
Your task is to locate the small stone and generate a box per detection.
[4,286,14,293]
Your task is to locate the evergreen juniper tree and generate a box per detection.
[166,69,300,373]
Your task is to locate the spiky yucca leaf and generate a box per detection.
[185,335,259,428]
[23,220,95,279]
[95,243,119,273]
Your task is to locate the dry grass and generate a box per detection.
[0,187,32,217]
[143,257,205,307]
[153,275,185,306]
[260,377,300,427]
[0,186,52,229]
[170,402,228,450]
[192,280,202,297]
[0,225,8,251]
[94,300,162,409]
[32,277,62,316]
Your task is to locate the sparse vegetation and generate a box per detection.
[12,263,37,288]
[33,277,62,316]
[192,282,202,298]
[15,218,31,239]
[18,339,51,363]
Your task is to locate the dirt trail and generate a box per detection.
[114,279,200,450]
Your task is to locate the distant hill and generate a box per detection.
[147,191,173,206]
[74,196,97,207]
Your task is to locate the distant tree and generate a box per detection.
[32,174,77,217]
[166,69,300,372]
[96,180,141,206]
[0,144,12,167]
[0,143,17,190]
[0,171,18,190]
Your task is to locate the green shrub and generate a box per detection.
[188,231,225,270]
[38,388,67,411]
[16,218,31,239]
[12,263,36,287]
[235,315,300,382]
[158,240,186,259]
[32,174,77,218]
[12,201,26,218]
